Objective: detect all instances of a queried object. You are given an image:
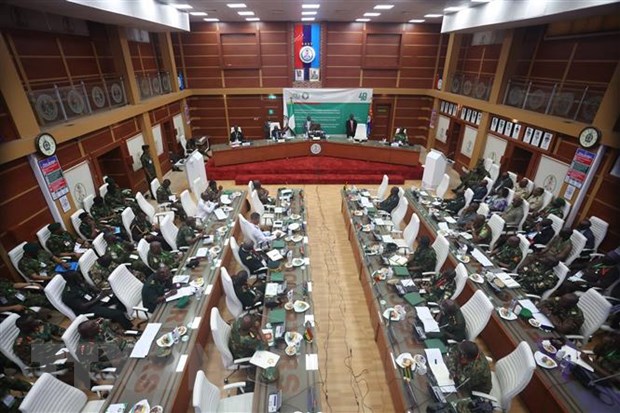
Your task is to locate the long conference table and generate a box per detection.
[210,136,421,167]
[342,187,618,413]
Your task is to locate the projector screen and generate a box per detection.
[283,88,373,136]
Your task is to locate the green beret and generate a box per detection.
[48,223,62,232]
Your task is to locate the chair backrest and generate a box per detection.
[494,341,536,411]
[150,178,161,201]
[461,290,494,340]
[109,264,144,317]
[541,262,570,300]
[250,190,265,215]
[160,215,179,251]
[562,201,572,220]
[193,370,221,413]
[137,238,152,269]
[78,249,98,287]
[517,199,530,231]
[488,163,500,183]
[458,188,474,216]
[247,181,255,197]
[230,126,243,133]
[269,122,281,134]
[487,214,505,250]
[506,188,515,206]
[398,186,405,198]
[136,192,156,221]
[515,234,531,270]
[92,232,107,256]
[507,171,517,187]
[99,183,109,199]
[82,194,94,214]
[548,213,564,236]
[451,263,468,301]
[210,307,234,369]
[230,236,251,274]
[0,313,29,375]
[44,275,77,320]
[71,209,88,239]
[432,234,450,274]
[19,372,88,413]
[36,225,52,253]
[588,216,608,251]
[402,213,420,251]
[391,196,408,229]
[483,158,493,172]
[8,241,28,280]
[376,175,389,200]
[577,288,612,343]
[564,230,587,265]
[482,177,494,199]
[61,314,90,362]
[541,190,553,209]
[221,267,243,318]
[191,177,203,198]
[353,123,368,141]
[436,173,450,200]
[121,207,136,243]
[525,178,534,195]
[181,189,197,217]
[477,202,490,217]
[239,214,258,244]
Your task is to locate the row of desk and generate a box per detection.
[342,187,616,413]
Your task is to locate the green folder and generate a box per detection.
[272,239,285,249]
[268,309,286,324]
[392,266,410,277]
[223,190,234,195]
[270,272,284,282]
[403,292,425,307]
[425,338,448,354]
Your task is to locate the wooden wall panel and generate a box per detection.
[0,96,18,142]
[393,96,433,143]
[456,34,502,78]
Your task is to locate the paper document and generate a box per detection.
[496,273,520,288]
[165,286,194,302]
[517,299,555,329]
[176,354,188,372]
[130,323,161,358]
[265,282,279,297]
[306,354,319,370]
[266,250,284,261]
[172,275,190,284]
[105,404,126,413]
[517,299,539,314]
[196,247,209,258]
[74,243,88,254]
[382,235,395,244]
[472,248,494,267]
[274,207,284,214]
[389,255,408,266]
[532,312,554,329]
[459,232,473,240]
[416,306,440,333]
[250,350,280,369]
[560,345,594,372]
[438,222,449,231]
[168,195,177,202]
[213,208,227,220]
[443,216,457,224]
[374,218,385,226]
[425,348,456,393]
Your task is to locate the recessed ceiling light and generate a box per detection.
[171,4,192,9]
[227,3,247,8]
[409,19,425,23]
[356,18,371,22]
[444,6,465,13]
[374,5,394,10]
[364,12,381,17]
[246,17,260,21]
[238,11,254,15]
[203,18,220,22]
[302,4,321,9]
[424,14,443,18]
[301,17,316,21]
[302,11,317,15]
[189,12,208,16]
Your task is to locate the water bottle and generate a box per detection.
[195,286,203,301]
[560,355,572,379]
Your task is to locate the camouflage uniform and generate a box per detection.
[426,273,456,303]
[0,374,31,413]
[228,314,264,359]
[46,231,75,256]
[107,242,149,278]
[407,247,437,278]
[176,224,196,248]
[492,243,523,271]
[104,187,125,209]
[538,296,584,335]
[427,309,467,342]
[140,151,156,184]
[147,250,179,270]
[156,185,173,204]
[501,204,524,227]
[88,262,117,290]
[13,321,65,368]
[18,250,58,280]
[79,220,102,240]
[141,273,171,312]
[378,193,400,213]
[77,320,133,371]
[473,223,492,244]
[540,204,564,219]
[393,132,408,145]
[520,261,557,296]
[0,280,49,309]
[131,214,154,241]
[446,346,492,394]
[91,203,118,224]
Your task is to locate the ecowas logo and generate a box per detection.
[299,45,316,64]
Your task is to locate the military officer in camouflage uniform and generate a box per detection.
[469,215,492,245]
[425,269,456,303]
[156,179,186,220]
[539,293,584,335]
[18,243,64,283]
[522,229,573,268]
[407,236,437,278]
[520,258,560,296]
[523,197,566,231]
[46,222,84,259]
[103,177,127,209]
[147,241,181,270]
[90,196,122,227]
[490,236,522,270]
[76,318,134,373]
[501,197,524,227]
[13,315,65,369]
[228,313,266,359]
[78,212,104,241]
[104,233,150,278]
[0,369,31,413]
[142,266,175,313]
[426,299,467,342]
[140,145,157,198]
[446,340,492,395]
[88,254,118,290]
[378,186,400,213]
[176,217,202,249]
[0,279,50,313]
[454,159,489,194]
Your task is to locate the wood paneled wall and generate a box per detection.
[128,36,163,76]
[0,95,18,142]
[456,33,502,78]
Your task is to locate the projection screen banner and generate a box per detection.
[283,88,373,136]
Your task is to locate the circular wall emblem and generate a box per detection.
[543,175,557,192]
[301,92,310,100]
[35,94,59,121]
[67,89,85,114]
[110,83,123,104]
[299,45,316,64]
[91,86,106,108]
[310,143,322,155]
[74,183,87,205]
[152,77,162,94]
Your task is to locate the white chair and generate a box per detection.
[477,202,490,217]
[71,209,89,240]
[376,175,389,200]
[99,183,109,199]
[541,190,553,210]
[121,207,136,243]
[160,215,179,251]
[588,216,609,252]
[562,200,571,220]
[353,123,368,142]
[426,234,450,275]
[526,262,569,301]
[61,314,90,363]
[230,236,251,274]
[180,189,197,217]
[268,122,281,137]
[92,233,107,257]
[483,157,494,173]
[488,163,500,183]
[395,213,419,253]
[0,313,31,375]
[565,288,612,345]
[210,308,253,379]
[250,190,273,226]
[19,372,109,413]
[44,275,77,320]
[191,177,203,198]
[457,188,474,216]
[239,214,258,245]
[461,290,494,340]
[481,177,495,201]
[516,199,530,231]
[82,194,94,215]
[192,370,253,413]
[506,188,515,206]
[137,239,153,270]
[135,192,173,225]
[150,178,161,202]
[108,264,149,320]
[525,178,534,195]
[78,249,98,287]
[548,213,564,237]
[564,230,587,266]
[36,225,52,253]
[507,171,517,187]
[221,267,244,319]
[247,181,255,198]
[451,263,468,301]
[435,173,450,200]
[8,241,28,281]
[478,214,505,252]
[515,234,531,270]
[391,196,408,230]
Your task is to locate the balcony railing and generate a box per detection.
[29,77,128,127]
[503,78,603,123]
[449,72,494,101]
[136,71,172,100]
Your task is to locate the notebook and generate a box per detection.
[404,292,425,307]
[268,309,286,324]
[272,239,285,249]
[54,262,79,273]
[270,272,284,282]
[392,266,410,277]
[424,338,448,354]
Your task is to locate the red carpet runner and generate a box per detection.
[205,156,423,184]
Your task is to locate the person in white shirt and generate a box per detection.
[249,212,283,247]
[196,192,217,221]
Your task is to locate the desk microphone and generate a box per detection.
[588,371,620,386]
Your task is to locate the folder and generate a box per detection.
[404,292,425,307]
[270,272,284,282]
[268,309,286,324]
[272,239,285,249]
[54,262,79,273]
[392,266,410,277]
[424,338,448,354]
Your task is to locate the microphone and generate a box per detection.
[588,371,620,386]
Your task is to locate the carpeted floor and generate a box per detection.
[206,156,423,184]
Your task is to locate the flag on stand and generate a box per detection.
[366,107,373,137]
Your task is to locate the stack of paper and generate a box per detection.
[165,286,194,302]
[220,194,231,204]
[389,255,408,266]
[472,248,494,267]
[443,216,457,224]
[74,243,88,254]
[266,250,284,261]
[265,282,279,297]
[382,235,395,244]
[130,323,161,358]
[438,222,449,231]
[401,279,415,288]
[425,348,456,393]
[306,354,319,370]
[415,306,440,333]
[213,208,227,220]
[172,275,190,284]
[495,273,520,288]
[459,232,473,240]
[517,299,555,329]
[250,350,280,368]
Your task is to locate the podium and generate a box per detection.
[422,149,449,191]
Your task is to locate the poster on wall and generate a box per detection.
[63,161,96,208]
[565,148,596,189]
[535,155,569,196]
[490,117,498,132]
[504,122,513,137]
[531,129,543,147]
[540,132,553,151]
[523,127,533,144]
[38,156,69,200]
[511,124,521,139]
[294,23,321,82]
[436,115,450,143]
[460,126,478,158]
[483,134,508,164]
[497,119,506,135]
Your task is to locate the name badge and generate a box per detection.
[84,294,93,301]
[15,293,26,302]
[40,262,47,268]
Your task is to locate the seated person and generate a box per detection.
[558,251,620,295]
[526,187,545,213]
[232,270,264,309]
[590,332,620,374]
[248,212,283,247]
[514,178,531,199]
[392,128,408,145]
[229,313,267,359]
[62,271,132,329]
[156,180,186,220]
[78,212,104,241]
[176,217,203,249]
[206,180,223,200]
[490,172,513,195]
[538,293,584,335]
[426,299,466,342]
[252,180,273,205]
[130,211,166,246]
[142,266,176,313]
[442,194,466,215]
[13,315,64,369]
[471,180,489,203]
[238,240,269,276]
[446,340,492,394]
[501,197,524,227]
[489,236,522,270]
[425,269,456,303]
[407,236,436,278]
[103,177,125,209]
[105,233,150,277]
[525,218,555,249]
[196,192,218,221]
[519,258,560,296]
[230,125,244,143]
[521,229,572,268]
[91,196,121,227]
[18,242,65,283]
[46,222,86,259]
[147,241,181,269]
[469,215,492,244]
[524,197,566,231]
[0,279,51,313]
[309,123,326,139]
[345,114,357,139]
[454,159,489,193]
[303,116,313,136]
[575,219,595,251]
[378,187,400,213]
[77,318,134,372]
[488,187,509,213]
[0,370,31,413]
[88,254,118,290]
[456,202,479,229]
[271,125,283,140]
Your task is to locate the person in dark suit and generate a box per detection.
[230,125,244,143]
[271,125,283,140]
[303,116,313,136]
[345,114,357,139]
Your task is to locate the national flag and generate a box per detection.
[366,107,373,137]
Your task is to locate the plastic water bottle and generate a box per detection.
[195,286,203,301]
[560,355,572,379]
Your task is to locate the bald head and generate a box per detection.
[507,236,520,247]
[440,299,459,315]
[78,320,100,339]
